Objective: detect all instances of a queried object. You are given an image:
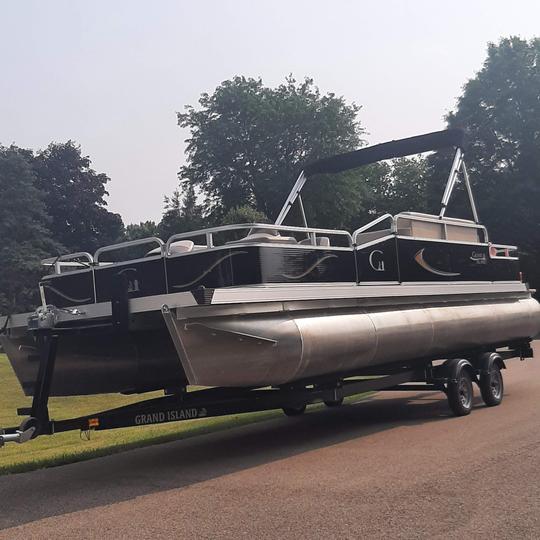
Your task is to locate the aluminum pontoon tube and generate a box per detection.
[164,298,540,387]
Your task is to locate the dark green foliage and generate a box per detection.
[221,205,269,225]
[177,76,363,223]
[432,37,540,286]
[0,142,124,314]
[125,221,160,241]
[158,184,206,239]
[33,142,124,253]
[363,158,429,217]
[0,147,59,313]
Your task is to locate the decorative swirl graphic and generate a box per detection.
[172,251,248,289]
[42,283,92,304]
[281,254,338,280]
[414,248,460,277]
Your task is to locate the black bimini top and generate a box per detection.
[304,128,465,177]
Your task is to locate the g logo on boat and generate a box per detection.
[369,250,385,272]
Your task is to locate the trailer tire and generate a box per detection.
[282,404,306,417]
[324,398,344,407]
[447,366,474,416]
[479,365,504,407]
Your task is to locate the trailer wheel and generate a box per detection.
[447,367,474,416]
[324,398,344,407]
[282,404,306,416]
[479,365,504,407]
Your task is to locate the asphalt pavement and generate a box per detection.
[1,345,540,539]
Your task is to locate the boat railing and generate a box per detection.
[165,223,353,255]
[41,225,353,275]
[395,212,489,244]
[42,252,95,274]
[94,237,164,263]
[352,214,395,244]
[489,243,519,260]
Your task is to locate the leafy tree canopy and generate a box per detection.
[33,141,124,253]
[221,205,269,225]
[158,184,206,239]
[434,37,540,285]
[0,146,59,313]
[177,76,364,225]
[124,221,160,241]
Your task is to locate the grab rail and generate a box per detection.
[41,252,95,274]
[94,237,164,263]
[489,243,519,260]
[352,214,394,243]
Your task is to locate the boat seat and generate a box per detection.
[146,240,194,257]
[355,229,393,245]
[299,236,331,247]
[226,228,297,245]
[227,232,297,244]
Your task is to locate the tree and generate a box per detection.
[177,76,363,225]
[0,146,59,314]
[125,221,160,241]
[221,205,269,225]
[434,37,540,287]
[363,157,429,217]
[33,141,124,253]
[158,184,206,239]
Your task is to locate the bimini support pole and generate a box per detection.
[439,148,480,224]
[275,171,307,225]
[461,161,479,224]
[439,148,463,219]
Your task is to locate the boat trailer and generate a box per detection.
[0,321,533,447]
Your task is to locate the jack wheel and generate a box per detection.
[282,404,306,417]
[19,417,40,439]
[447,367,474,416]
[479,365,504,407]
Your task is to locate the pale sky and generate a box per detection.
[2,0,540,224]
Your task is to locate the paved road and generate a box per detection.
[1,348,540,539]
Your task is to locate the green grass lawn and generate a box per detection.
[1,353,371,475]
[0,354,284,475]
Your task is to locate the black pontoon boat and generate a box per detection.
[1,128,538,445]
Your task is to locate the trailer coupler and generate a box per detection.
[0,425,36,447]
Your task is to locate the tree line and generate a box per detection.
[1,36,539,314]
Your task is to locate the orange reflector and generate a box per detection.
[88,418,99,428]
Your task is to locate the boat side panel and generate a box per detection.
[166,247,262,291]
[94,258,167,303]
[258,246,355,284]
[41,270,95,308]
[396,239,519,282]
[166,245,355,291]
[355,237,399,282]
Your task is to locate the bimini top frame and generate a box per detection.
[275,128,479,226]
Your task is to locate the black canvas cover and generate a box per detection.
[304,128,464,176]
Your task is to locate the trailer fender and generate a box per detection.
[441,358,476,384]
[475,352,506,376]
